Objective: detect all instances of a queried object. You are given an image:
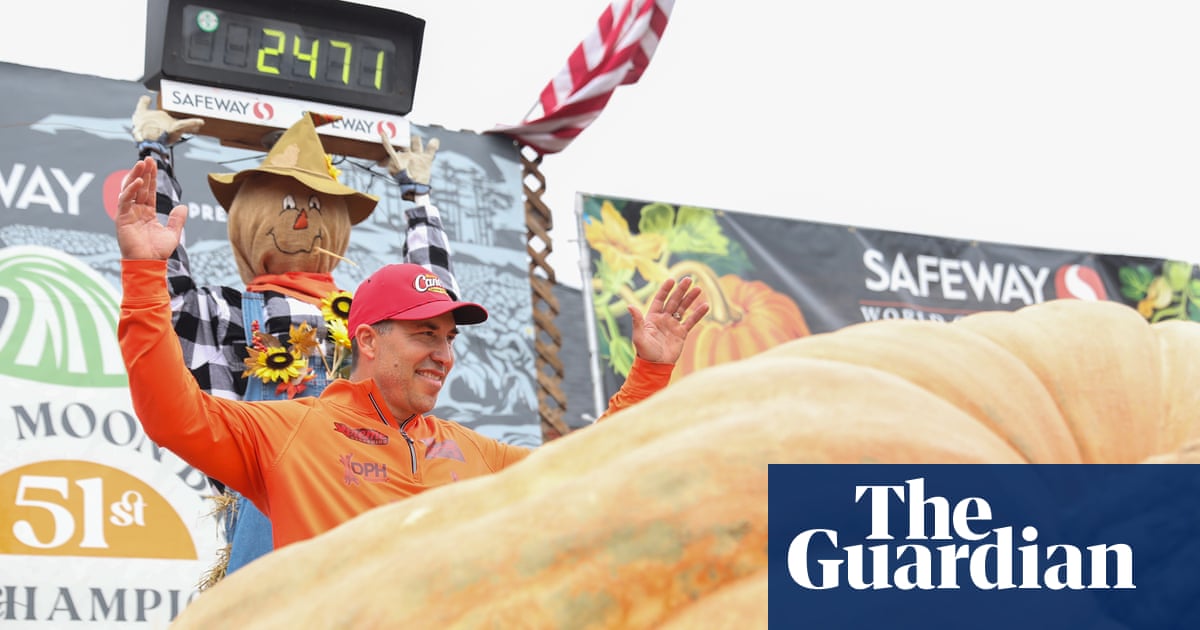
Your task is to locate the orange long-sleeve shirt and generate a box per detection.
[118,260,674,548]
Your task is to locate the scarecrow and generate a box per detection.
[130,96,458,582]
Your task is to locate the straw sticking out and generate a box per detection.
[315,247,357,266]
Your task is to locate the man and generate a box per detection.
[130,99,458,574]
[116,156,708,549]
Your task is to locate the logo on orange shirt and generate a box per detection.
[333,422,389,445]
[339,453,388,485]
[421,438,466,462]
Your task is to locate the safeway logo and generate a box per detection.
[252,101,275,121]
[1054,264,1107,300]
[377,120,398,140]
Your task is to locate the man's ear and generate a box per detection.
[354,325,378,361]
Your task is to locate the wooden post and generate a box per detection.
[521,145,571,441]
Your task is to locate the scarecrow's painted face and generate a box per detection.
[226,173,352,283]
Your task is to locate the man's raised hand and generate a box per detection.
[115,157,188,260]
[628,276,709,365]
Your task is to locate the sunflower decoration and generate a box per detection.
[242,329,308,385]
[327,317,351,349]
[243,289,356,398]
[321,289,354,380]
[321,290,353,323]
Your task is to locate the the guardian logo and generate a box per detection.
[787,478,1135,591]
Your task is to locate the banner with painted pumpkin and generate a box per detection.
[579,194,1200,414]
[0,61,536,627]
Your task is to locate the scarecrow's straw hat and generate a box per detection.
[208,113,378,225]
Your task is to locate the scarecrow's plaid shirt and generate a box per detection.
[147,151,457,401]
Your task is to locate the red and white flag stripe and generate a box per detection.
[491,0,674,154]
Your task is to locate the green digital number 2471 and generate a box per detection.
[255,29,385,90]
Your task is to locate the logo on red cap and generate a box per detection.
[413,274,449,295]
[348,263,488,330]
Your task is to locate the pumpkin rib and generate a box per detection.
[758,318,1080,463]
[1151,320,1200,451]
[626,357,1030,466]
[954,300,1165,463]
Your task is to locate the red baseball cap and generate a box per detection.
[348,264,488,331]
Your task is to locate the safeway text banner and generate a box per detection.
[580,194,1199,408]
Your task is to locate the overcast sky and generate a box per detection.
[3,0,1199,288]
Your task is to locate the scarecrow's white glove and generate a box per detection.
[379,132,439,201]
[131,95,204,156]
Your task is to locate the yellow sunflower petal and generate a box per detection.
[327,318,351,349]
[321,290,354,322]
[242,347,265,378]
[252,348,306,383]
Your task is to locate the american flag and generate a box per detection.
[491,0,675,154]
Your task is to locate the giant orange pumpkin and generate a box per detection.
[169,299,1200,628]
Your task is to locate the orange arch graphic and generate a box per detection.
[0,460,197,559]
